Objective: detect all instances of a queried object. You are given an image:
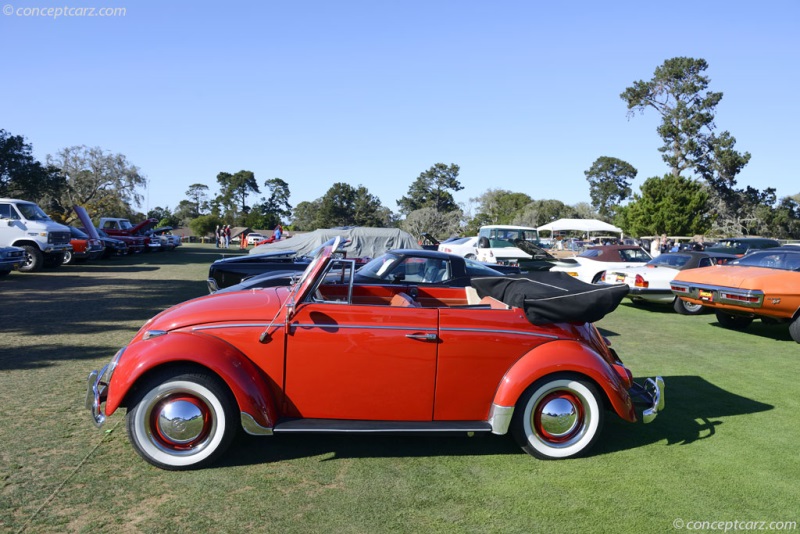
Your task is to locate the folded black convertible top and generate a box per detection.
[470,272,628,325]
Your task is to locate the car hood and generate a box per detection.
[142,287,287,333]
[672,265,786,288]
[132,218,159,233]
[73,205,100,240]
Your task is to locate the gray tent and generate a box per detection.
[249,227,422,258]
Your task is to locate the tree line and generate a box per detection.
[2,57,798,240]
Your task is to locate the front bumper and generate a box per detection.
[629,376,665,424]
[85,348,124,427]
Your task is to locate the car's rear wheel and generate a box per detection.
[673,297,704,315]
[511,374,604,460]
[715,311,753,331]
[789,317,800,343]
[126,368,238,470]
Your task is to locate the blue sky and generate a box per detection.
[2,0,798,216]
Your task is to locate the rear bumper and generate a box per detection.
[629,376,665,424]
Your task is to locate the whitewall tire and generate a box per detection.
[126,369,238,470]
[512,374,604,460]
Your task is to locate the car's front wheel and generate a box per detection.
[18,245,43,272]
[126,368,238,470]
[673,297,704,315]
[63,249,75,265]
[715,311,753,331]
[511,374,604,460]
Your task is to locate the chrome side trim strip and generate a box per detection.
[488,404,514,435]
[193,323,270,331]
[193,323,557,338]
[442,327,559,339]
[241,412,273,436]
[290,323,436,332]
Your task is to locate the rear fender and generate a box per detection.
[105,332,277,432]
[493,339,637,422]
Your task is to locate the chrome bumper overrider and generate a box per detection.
[86,366,109,427]
[639,376,665,424]
[85,348,124,427]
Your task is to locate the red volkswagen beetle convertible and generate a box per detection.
[87,239,664,470]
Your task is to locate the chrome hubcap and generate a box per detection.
[151,395,211,448]
[539,397,579,437]
[533,390,586,444]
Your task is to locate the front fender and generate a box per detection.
[105,332,277,432]
[492,339,637,422]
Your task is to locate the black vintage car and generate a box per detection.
[704,237,781,256]
[215,249,518,293]
[207,249,330,292]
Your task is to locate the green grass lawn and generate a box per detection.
[1,244,798,533]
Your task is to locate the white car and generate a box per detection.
[549,245,651,284]
[475,225,540,265]
[599,250,739,314]
[246,233,266,245]
[438,236,479,258]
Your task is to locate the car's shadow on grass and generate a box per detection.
[216,375,773,467]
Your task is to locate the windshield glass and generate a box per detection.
[356,253,403,281]
[646,253,691,268]
[464,258,503,277]
[733,251,800,271]
[16,203,51,221]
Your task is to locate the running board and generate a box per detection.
[272,419,492,434]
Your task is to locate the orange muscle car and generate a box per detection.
[671,247,800,342]
[87,238,664,470]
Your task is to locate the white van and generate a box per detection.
[0,198,73,271]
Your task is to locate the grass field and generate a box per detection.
[1,244,798,533]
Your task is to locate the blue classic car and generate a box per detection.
[0,245,25,277]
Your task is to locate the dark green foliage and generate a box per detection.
[291,183,391,230]
[397,163,463,215]
[216,170,259,223]
[185,184,210,217]
[584,157,636,219]
[0,129,66,202]
[616,174,710,236]
[469,189,533,228]
[621,57,723,177]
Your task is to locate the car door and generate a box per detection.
[283,301,439,421]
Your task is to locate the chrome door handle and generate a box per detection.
[405,333,438,341]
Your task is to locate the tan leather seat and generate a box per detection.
[390,292,420,307]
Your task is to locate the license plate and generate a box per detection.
[699,289,714,302]
[615,274,626,283]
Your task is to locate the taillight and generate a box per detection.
[720,292,759,303]
[635,274,649,288]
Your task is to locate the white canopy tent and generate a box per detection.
[537,218,623,236]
